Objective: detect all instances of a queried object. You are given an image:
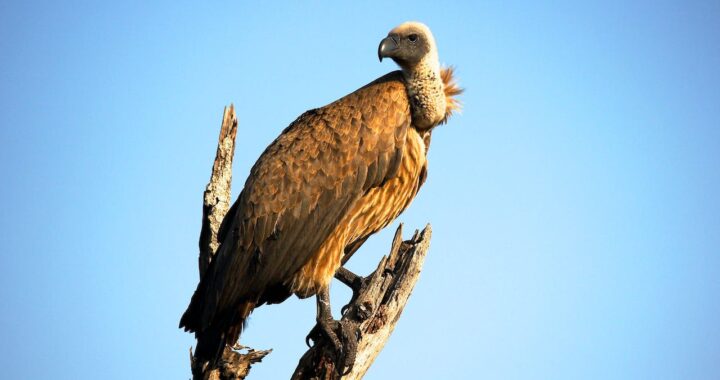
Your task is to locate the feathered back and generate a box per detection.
[440,66,463,124]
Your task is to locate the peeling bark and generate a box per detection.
[198,105,238,278]
[193,105,270,380]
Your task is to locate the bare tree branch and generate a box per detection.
[198,105,237,277]
[190,346,272,380]
[292,224,432,380]
[192,105,271,380]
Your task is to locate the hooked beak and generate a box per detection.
[378,36,398,62]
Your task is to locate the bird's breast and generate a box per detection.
[287,129,427,297]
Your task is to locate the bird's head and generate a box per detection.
[378,21,440,74]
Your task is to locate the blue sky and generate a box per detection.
[1,1,719,379]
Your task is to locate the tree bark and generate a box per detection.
[198,105,238,278]
[192,105,272,380]
[189,105,432,379]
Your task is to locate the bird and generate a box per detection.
[180,21,462,373]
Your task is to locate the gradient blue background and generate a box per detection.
[2,1,719,379]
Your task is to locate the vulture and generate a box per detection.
[180,21,462,371]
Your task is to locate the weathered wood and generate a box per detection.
[192,105,271,380]
[198,105,238,277]
[292,224,432,380]
[191,347,272,380]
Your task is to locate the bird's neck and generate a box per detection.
[402,58,446,131]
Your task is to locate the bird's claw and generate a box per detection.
[305,317,359,375]
[305,316,341,350]
[340,303,352,317]
[336,267,369,317]
[341,276,369,317]
[337,319,359,375]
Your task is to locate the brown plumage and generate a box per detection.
[180,21,461,366]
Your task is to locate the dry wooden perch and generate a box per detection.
[190,105,432,379]
[198,105,238,279]
[293,224,432,380]
[192,105,271,380]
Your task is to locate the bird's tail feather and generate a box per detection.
[191,300,256,367]
[193,325,228,368]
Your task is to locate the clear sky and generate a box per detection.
[1,1,719,379]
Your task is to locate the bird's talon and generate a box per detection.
[336,320,359,375]
[341,303,351,316]
[305,323,325,348]
[336,267,370,318]
[307,316,343,351]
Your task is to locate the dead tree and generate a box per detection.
[190,105,432,379]
[191,105,272,380]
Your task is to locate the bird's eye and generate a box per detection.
[408,34,418,42]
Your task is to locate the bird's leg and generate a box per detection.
[335,266,363,289]
[305,286,358,375]
[335,266,368,316]
[305,287,341,350]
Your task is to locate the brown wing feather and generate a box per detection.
[340,67,461,264]
[181,71,411,332]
